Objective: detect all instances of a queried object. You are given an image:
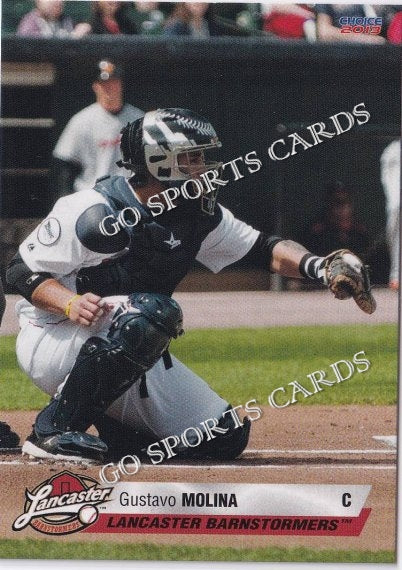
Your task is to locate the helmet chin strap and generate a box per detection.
[116,159,135,170]
[116,159,148,187]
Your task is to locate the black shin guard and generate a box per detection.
[35,293,183,438]
[36,336,149,437]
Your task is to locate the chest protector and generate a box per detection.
[77,176,223,297]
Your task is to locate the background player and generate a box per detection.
[380,139,400,290]
[52,58,144,199]
[0,277,20,449]
[7,108,375,463]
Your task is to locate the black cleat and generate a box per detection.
[0,421,20,448]
[22,430,107,463]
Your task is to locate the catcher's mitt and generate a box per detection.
[324,249,376,314]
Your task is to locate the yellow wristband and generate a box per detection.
[65,294,81,317]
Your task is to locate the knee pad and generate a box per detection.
[108,293,183,368]
[36,293,183,436]
[127,293,183,339]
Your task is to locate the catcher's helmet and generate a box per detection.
[117,108,222,215]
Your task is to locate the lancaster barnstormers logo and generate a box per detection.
[12,471,113,535]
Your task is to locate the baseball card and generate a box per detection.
[0,1,400,568]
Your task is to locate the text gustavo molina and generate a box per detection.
[119,491,238,508]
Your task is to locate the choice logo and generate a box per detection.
[339,16,382,35]
[12,471,113,535]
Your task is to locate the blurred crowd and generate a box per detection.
[3,2,400,289]
[3,1,401,43]
[300,166,400,290]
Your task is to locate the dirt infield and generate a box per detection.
[0,289,397,555]
[0,405,396,552]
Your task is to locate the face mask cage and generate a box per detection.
[175,146,222,215]
[144,132,223,214]
[175,147,221,179]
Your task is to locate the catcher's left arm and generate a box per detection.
[270,240,376,314]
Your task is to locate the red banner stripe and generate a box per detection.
[83,508,371,536]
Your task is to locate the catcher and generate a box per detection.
[7,108,375,463]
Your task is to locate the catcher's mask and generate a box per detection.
[117,108,222,215]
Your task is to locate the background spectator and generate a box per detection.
[380,140,400,290]
[235,4,262,33]
[164,2,249,37]
[374,4,402,41]
[261,3,316,40]
[128,2,165,35]
[52,59,144,198]
[89,1,138,35]
[286,182,372,291]
[304,182,371,259]
[315,4,386,43]
[387,10,402,44]
[17,0,90,38]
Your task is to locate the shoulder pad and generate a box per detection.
[76,203,130,254]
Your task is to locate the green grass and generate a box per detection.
[0,336,49,410]
[0,538,395,562]
[0,327,397,563]
[171,323,397,406]
[0,323,397,410]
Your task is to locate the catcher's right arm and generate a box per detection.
[324,249,376,314]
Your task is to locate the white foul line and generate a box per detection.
[0,440,396,470]
[144,464,396,471]
[372,435,397,449]
[244,448,396,455]
[0,460,396,471]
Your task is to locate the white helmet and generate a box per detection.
[118,108,222,214]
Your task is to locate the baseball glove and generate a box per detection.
[324,249,376,314]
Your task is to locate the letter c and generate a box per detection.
[268,387,290,408]
[342,493,352,507]
[268,139,290,161]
